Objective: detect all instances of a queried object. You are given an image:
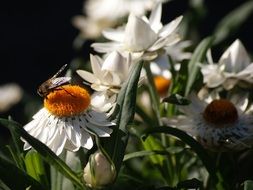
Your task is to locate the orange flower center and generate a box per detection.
[154,76,171,96]
[203,99,238,126]
[44,85,90,117]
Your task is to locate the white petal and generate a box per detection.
[200,64,226,88]
[51,130,67,156]
[85,122,112,137]
[32,108,48,119]
[76,70,100,84]
[219,39,251,73]
[91,84,110,91]
[85,112,115,127]
[80,130,93,149]
[148,33,180,51]
[149,3,162,32]
[90,54,104,79]
[124,14,158,51]
[65,118,81,149]
[159,16,183,38]
[102,28,125,42]
[91,42,123,53]
[102,51,126,73]
[222,78,238,90]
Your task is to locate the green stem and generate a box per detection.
[143,62,168,146]
[143,62,161,126]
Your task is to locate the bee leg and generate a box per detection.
[59,86,76,97]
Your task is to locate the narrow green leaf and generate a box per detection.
[0,154,45,190]
[7,116,25,170]
[142,136,165,165]
[142,126,219,183]
[185,37,213,96]
[25,150,48,187]
[162,94,191,105]
[0,118,83,189]
[105,61,143,172]
[123,150,171,161]
[213,1,253,44]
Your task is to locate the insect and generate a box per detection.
[37,64,71,98]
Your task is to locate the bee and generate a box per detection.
[37,64,71,98]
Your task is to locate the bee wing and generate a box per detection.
[49,77,71,89]
[52,64,68,78]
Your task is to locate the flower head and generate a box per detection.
[77,51,130,94]
[200,39,253,90]
[92,3,182,61]
[22,85,115,156]
[164,92,253,151]
[76,51,131,114]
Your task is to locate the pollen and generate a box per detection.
[154,76,171,96]
[203,99,238,126]
[44,85,90,117]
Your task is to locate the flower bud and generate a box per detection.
[83,151,116,189]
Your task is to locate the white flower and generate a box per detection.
[83,150,116,189]
[92,3,182,61]
[200,39,253,90]
[72,0,166,39]
[163,92,253,151]
[77,51,131,94]
[76,51,131,114]
[22,85,115,156]
[0,83,23,112]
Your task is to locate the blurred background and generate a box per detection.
[0,0,253,133]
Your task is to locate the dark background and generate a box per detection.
[0,0,253,96]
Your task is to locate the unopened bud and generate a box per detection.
[83,151,116,189]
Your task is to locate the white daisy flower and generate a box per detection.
[163,92,253,151]
[0,83,23,112]
[22,85,115,156]
[72,0,167,39]
[200,39,253,90]
[91,3,182,61]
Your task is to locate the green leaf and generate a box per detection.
[24,150,48,187]
[213,1,253,44]
[162,94,191,105]
[123,150,171,162]
[243,180,253,190]
[7,116,25,170]
[185,37,213,96]
[0,154,45,190]
[142,126,219,183]
[142,136,165,165]
[105,61,143,172]
[0,118,83,189]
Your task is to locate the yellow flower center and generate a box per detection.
[203,99,238,126]
[154,76,171,96]
[44,85,90,117]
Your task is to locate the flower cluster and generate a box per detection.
[5,1,253,190]
[163,39,253,151]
